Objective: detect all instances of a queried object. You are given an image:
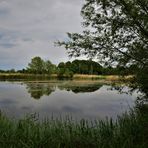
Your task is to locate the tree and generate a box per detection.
[58,62,65,69]
[27,57,57,75]
[26,83,55,99]
[57,62,74,78]
[27,57,44,74]
[44,60,52,74]
[65,61,73,71]
[56,0,148,95]
[44,60,57,74]
[57,0,147,69]
[9,69,16,73]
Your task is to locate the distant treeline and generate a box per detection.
[0,56,137,77]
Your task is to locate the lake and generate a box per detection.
[0,80,139,120]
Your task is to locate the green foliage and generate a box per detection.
[56,0,148,99]
[0,109,147,148]
[58,62,65,69]
[57,67,66,78]
[57,62,74,78]
[58,60,103,75]
[57,63,73,78]
[57,0,148,67]
[74,60,102,74]
[56,59,103,78]
[102,65,135,75]
[44,60,57,74]
[27,57,45,74]
[64,68,74,78]
[27,57,56,75]
[0,58,136,76]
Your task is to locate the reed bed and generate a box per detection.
[0,73,57,81]
[0,73,134,81]
[0,109,147,148]
[73,74,106,80]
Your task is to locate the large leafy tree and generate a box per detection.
[57,0,148,68]
[27,57,56,74]
[57,0,148,96]
[44,60,56,74]
[27,57,45,74]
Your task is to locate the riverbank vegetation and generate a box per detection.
[0,73,134,81]
[0,56,136,80]
[0,107,147,148]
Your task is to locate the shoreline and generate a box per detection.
[0,73,134,81]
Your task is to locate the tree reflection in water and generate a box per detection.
[109,82,148,108]
[25,81,103,99]
[58,84,102,93]
[25,81,148,108]
[26,83,56,99]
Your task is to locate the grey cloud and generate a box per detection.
[0,28,21,42]
[0,7,9,17]
[0,0,84,69]
[0,32,4,39]
[0,43,16,48]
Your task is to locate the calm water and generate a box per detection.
[0,80,139,120]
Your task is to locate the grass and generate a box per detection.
[0,108,147,148]
[73,74,107,80]
[0,73,57,81]
[0,73,134,81]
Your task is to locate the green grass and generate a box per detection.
[0,108,148,148]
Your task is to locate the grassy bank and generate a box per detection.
[73,74,133,81]
[0,108,147,148]
[0,73,57,81]
[0,73,134,81]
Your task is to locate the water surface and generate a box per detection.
[0,80,139,120]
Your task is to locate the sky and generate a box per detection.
[0,0,84,70]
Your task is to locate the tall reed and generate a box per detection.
[0,109,147,148]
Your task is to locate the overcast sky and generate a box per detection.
[0,0,84,70]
